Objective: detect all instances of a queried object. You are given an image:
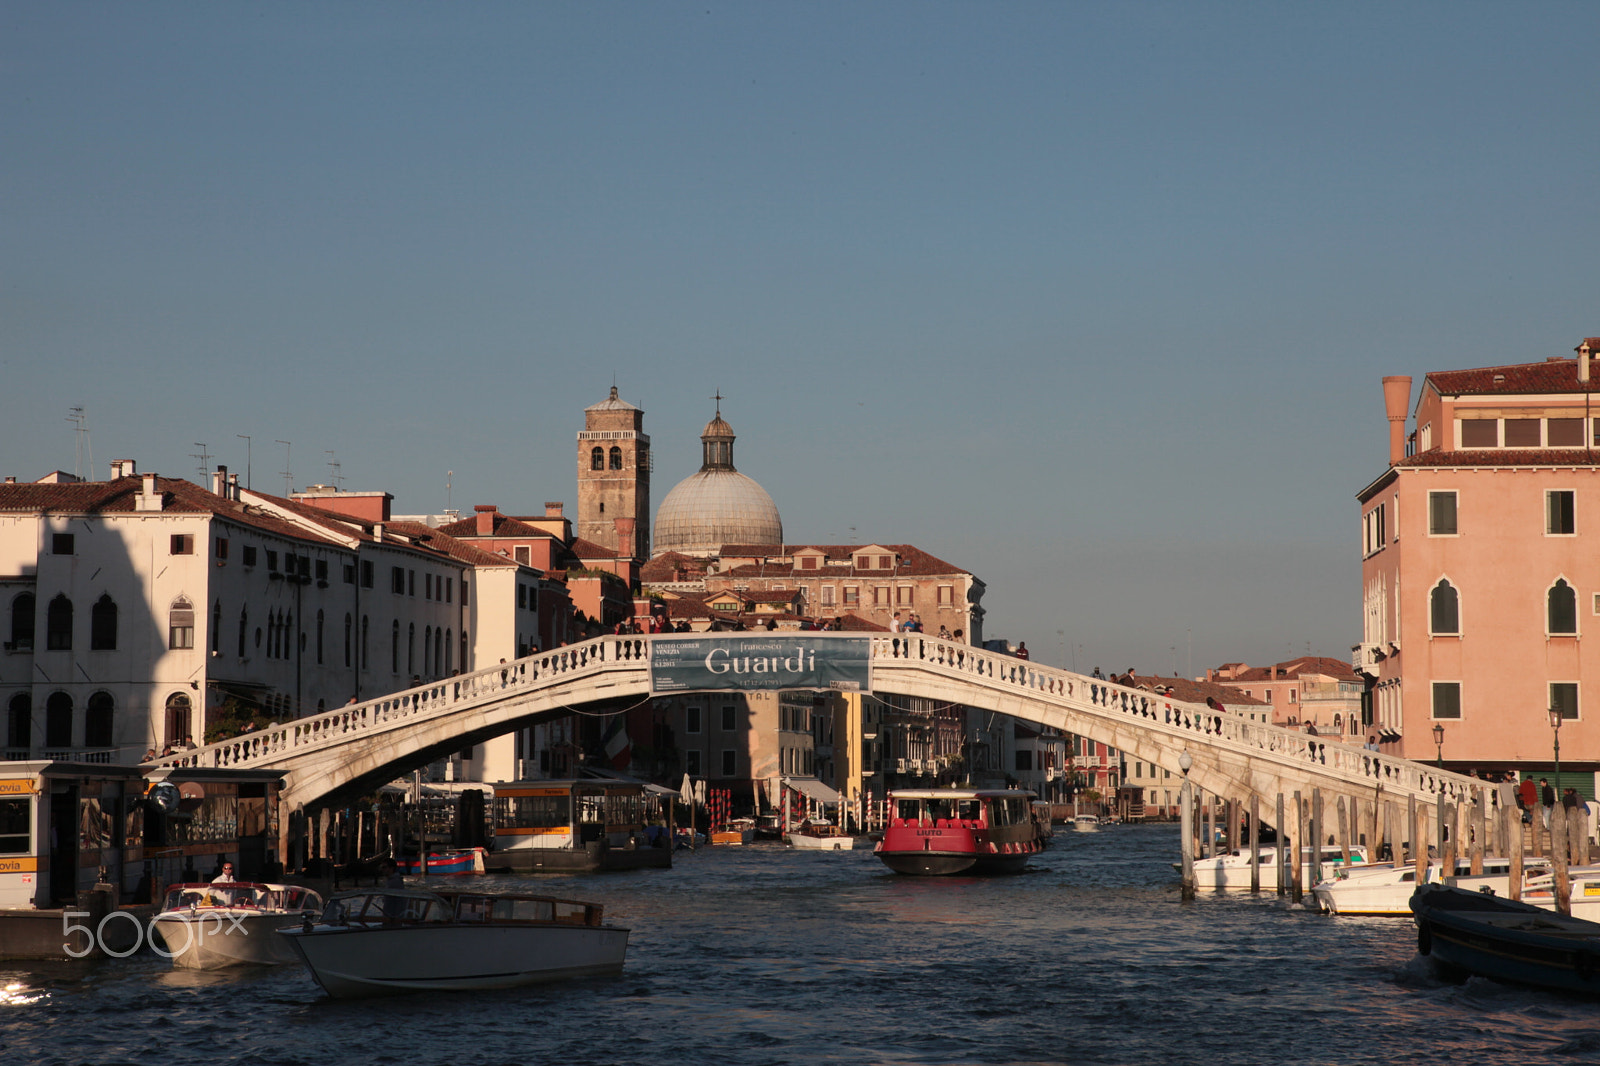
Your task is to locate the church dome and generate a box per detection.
[653,404,782,557]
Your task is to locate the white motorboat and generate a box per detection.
[278,887,629,999]
[1072,815,1101,833]
[151,882,325,969]
[1312,859,1518,916]
[1180,844,1370,890]
[786,824,859,850]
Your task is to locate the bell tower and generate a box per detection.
[576,386,651,560]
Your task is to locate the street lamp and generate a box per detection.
[1432,722,1444,769]
[1179,750,1192,777]
[1549,706,1564,795]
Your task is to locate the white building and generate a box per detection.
[1,464,473,762]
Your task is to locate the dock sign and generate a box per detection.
[649,635,872,694]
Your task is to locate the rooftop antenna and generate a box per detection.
[237,435,252,490]
[275,440,293,496]
[191,442,212,481]
[66,406,93,480]
[445,470,454,515]
[325,450,344,489]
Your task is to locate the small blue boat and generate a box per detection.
[1411,882,1600,995]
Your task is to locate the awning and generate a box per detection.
[783,777,841,804]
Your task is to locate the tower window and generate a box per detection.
[591,447,604,471]
[609,446,623,470]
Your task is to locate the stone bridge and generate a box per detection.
[156,633,1489,824]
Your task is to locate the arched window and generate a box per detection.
[423,625,432,676]
[344,613,353,668]
[460,630,469,674]
[46,594,72,651]
[45,691,72,748]
[6,693,31,751]
[164,692,191,747]
[444,629,453,674]
[609,446,623,470]
[238,606,249,658]
[362,614,369,669]
[285,612,293,657]
[169,597,194,650]
[85,691,114,748]
[391,620,400,673]
[434,628,443,676]
[590,447,604,471]
[9,592,34,649]
[1549,579,1578,635]
[211,600,222,653]
[1333,713,1343,734]
[316,609,325,665]
[1430,579,1459,635]
[90,593,118,650]
[408,623,415,675]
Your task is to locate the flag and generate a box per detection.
[601,714,631,771]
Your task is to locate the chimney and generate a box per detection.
[228,473,239,501]
[137,472,163,512]
[211,464,228,496]
[1382,376,1412,465]
[110,459,136,480]
[1577,339,1595,385]
[475,504,498,536]
[544,502,564,518]
[373,523,383,542]
[613,517,637,560]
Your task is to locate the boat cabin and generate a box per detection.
[490,778,672,871]
[0,761,147,909]
[888,788,1036,830]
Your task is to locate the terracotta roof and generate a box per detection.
[0,476,347,547]
[1131,675,1267,706]
[833,613,888,632]
[1398,448,1600,469]
[715,544,969,579]
[383,522,517,569]
[569,537,618,561]
[1209,657,1359,684]
[436,513,558,540]
[640,552,708,584]
[1427,357,1600,397]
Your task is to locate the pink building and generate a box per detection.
[1356,339,1600,795]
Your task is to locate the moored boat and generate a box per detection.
[1179,844,1369,890]
[1311,858,1517,916]
[874,788,1044,875]
[278,887,629,999]
[1411,882,1600,994]
[151,882,324,968]
[393,847,486,875]
[1072,814,1100,833]
[786,823,859,850]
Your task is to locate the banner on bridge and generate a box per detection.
[649,635,872,694]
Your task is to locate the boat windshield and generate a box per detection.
[986,796,1030,827]
[322,892,451,925]
[162,884,262,910]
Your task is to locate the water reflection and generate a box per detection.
[2,826,1600,1064]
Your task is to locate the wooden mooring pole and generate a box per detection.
[1249,793,1260,893]
[1291,791,1304,904]
[1275,793,1286,896]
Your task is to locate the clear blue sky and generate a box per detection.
[5,3,1598,676]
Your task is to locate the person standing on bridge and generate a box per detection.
[1015,642,1030,661]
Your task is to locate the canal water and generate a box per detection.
[6,824,1600,1065]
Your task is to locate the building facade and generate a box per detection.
[576,387,651,563]
[1356,340,1600,793]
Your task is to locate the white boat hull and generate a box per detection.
[280,922,629,999]
[153,911,305,968]
[787,832,858,850]
[1183,847,1370,890]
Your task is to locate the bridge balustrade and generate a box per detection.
[871,633,1489,808]
[154,636,650,773]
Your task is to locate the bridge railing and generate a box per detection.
[153,635,651,772]
[872,633,1489,806]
